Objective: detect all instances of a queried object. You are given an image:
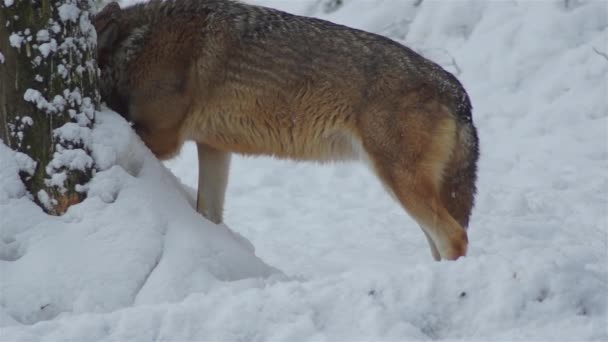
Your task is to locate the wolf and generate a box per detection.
[94,0,479,261]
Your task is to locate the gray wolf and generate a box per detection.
[94,0,479,261]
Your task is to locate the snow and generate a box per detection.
[19,116,33,126]
[53,122,92,146]
[79,3,97,46]
[35,189,54,212]
[58,3,81,23]
[37,39,57,58]
[21,85,96,189]
[46,171,68,188]
[47,147,93,172]
[3,0,14,7]
[1,0,607,340]
[23,89,58,113]
[0,51,4,64]
[35,30,50,42]
[0,150,33,204]
[8,33,23,48]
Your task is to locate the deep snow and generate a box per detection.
[1,0,607,340]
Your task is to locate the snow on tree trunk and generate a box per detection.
[0,0,99,215]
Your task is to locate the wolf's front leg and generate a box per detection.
[196,143,231,224]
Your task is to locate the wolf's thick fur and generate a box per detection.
[94,0,479,261]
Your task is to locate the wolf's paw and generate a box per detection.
[440,229,468,261]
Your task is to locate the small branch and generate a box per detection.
[592,47,608,62]
[447,54,462,76]
[379,18,412,39]
[416,47,462,76]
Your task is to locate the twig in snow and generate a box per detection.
[447,53,462,76]
[592,47,608,62]
[415,47,463,76]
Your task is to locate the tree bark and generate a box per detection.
[0,0,99,215]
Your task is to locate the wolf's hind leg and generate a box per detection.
[423,231,441,261]
[359,108,468,260]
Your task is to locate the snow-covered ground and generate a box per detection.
[1,0,607,340]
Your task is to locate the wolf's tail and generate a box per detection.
[441,97,479,229]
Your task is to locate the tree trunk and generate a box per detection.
[0,0,99,215]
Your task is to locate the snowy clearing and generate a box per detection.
[1,0,607,340]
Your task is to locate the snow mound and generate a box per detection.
[0,111,276,327]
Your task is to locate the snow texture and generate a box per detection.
[46,146,93,172]
[22,86,96,190]
[58,3,81,23]
[1,0,607,340]
[37,39,57,58]
[35,30,50,42]
[35,189,54,212]
[8,33,23,48]
[53,122,92,146]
